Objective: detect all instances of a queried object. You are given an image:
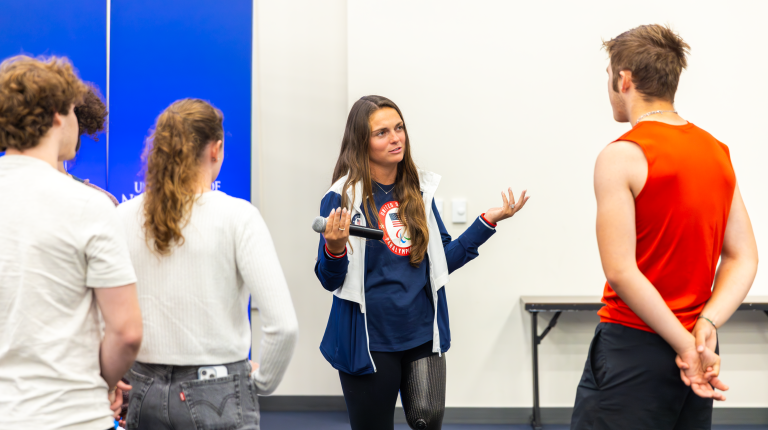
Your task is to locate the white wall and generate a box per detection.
[253,0,349,396]
[254,0,768,408]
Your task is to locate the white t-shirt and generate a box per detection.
[118,192,298,394]
[0,155,137,430]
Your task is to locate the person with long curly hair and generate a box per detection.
[315,95,529,430]
[117,98,298,430]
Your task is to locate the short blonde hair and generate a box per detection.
[603,24,690,103]
[0,55,89,151]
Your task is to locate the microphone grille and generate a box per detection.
[311,216,327,233]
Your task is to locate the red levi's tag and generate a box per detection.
[180,392,186,402]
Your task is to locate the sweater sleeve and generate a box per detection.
[314,192,349,292]
[433,199,496,273]
[235,206,299,395]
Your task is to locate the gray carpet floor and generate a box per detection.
[260,411,768,430]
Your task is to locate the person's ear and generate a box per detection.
[52,111,63,127]
[211,139,223,162]
[619,70,633,93]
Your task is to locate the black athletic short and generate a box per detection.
[571,322,715,430]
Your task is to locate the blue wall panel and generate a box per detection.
[108,0,252,202]
[0,0,108,188]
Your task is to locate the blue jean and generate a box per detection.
[124,359,259,430]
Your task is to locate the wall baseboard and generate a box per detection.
[260,395,347,412]
[258,396,768,425]
[391,406,573,425]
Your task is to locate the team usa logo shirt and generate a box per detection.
[378,201,411,256]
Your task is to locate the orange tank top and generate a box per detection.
[597,121,736,333]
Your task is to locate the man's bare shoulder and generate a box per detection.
[598,140,646,163]
[595,140,648,196]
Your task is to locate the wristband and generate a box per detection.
[325,244,347,259]
[698,315,717,330]
[480,213,497,228]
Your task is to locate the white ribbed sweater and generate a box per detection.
[117,192,298,394]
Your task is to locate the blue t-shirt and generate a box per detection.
[361,182,434,351]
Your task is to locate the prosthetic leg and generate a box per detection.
[400,353,446,430]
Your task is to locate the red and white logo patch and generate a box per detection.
[379,201,411,256]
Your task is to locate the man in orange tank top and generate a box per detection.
[570,25,758,430]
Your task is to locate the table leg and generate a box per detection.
[530,311,563,429]
[531,311,542,430]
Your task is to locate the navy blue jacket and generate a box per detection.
[315,190,496,375]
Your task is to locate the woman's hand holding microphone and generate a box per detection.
[484,188,529,225]
[324,207,352,255]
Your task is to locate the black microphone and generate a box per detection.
[311,216,384,240]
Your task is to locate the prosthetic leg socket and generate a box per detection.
[401,353,446,430]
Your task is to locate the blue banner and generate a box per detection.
[108,0,252,202]
[0,0,108,188]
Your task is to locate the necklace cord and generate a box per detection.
[374,181,395,195]
[635,109,678,125]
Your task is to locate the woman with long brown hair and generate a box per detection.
[315,95,529,430]
[117,98,298,430]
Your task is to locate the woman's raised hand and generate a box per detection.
[484,188,529,225]
[323,207,351,255]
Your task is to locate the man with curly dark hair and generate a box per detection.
[57,83,119,205]
[75,84,108,144]
[0,55,143,430]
